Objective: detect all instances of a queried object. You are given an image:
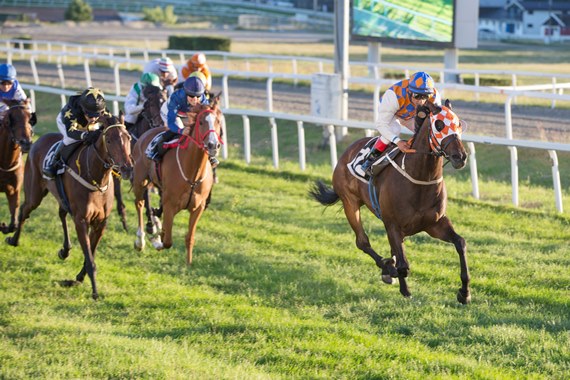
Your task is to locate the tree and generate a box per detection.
[142,5,177,25]
[64,0,93,22]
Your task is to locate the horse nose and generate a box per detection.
[20,140,32,153]
[207,141,220,151]
[120,164,133,181]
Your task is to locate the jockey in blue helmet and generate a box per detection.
[359,71,441,176]
[0,63,29,123]
[147,76,210,162]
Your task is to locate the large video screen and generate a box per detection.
[351,0,456,48]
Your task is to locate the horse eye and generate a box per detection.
[435,120,445,132]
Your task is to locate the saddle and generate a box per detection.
[347,138,399,184]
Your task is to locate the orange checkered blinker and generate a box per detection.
[428,106,463,152]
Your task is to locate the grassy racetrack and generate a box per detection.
[1,91,569,378]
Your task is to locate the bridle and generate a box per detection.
[185,108,223,151]
[3,104,34,145]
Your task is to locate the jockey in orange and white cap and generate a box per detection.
[143,57,178,96]
[360,72,442,175]
[179,52,212,92]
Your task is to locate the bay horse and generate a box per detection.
[0,98,36,234]
[131,96,223,265]
[310,100,471,304]
[114,84,167,231]
[6,114,133,300]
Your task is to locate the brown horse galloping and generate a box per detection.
[6,114,133,300]
[131,97,223,265]
[310,101,471,304]
[0,99,36,234]
[114,85,167,231]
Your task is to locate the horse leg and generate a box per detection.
[426,217,471,304]
[75,220,107,294]
[341,197,397,283]
[1,190,19,234]
[385,226,411,298]
[144,189,156,234]
[185,206,206,265]
[5,187,47,247]
[73,219,98,300]
[57,207,72,260]
[134,190,147,251]
[114,177,128,232]
[160,205,175,251]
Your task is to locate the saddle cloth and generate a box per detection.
[347,138,399,184]
[145,132,182,158]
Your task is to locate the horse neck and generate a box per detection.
[406,123,443,181]
[0,125,19,166]
[180,143,209,180]
[82,140,112,184]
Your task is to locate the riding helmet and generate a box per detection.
[80,87,106,117]
[408,72,435,95]
[189,71,207,87]
[0,63,17,82]
[190,53,207,68]
[158,57,174,73]
[140,72,161,89]
[183,76,205,97]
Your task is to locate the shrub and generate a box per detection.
[64,0,93,22]
[142,5,177,25]
[168,35,231,52]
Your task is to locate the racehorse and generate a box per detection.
[114,84,167,231]
[131,96,223,265]
[0,99,36,234]
[6,114,133,300]
[310,100,471,304]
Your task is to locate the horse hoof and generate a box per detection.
[381,274,393,284]
[457,290,471,304]
[58,249,69,260]
[5,236,17,246]
[58,279,81,288]
[134,241,144,252]
[92,293,99,301]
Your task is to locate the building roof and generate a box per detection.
[519,1,570,12]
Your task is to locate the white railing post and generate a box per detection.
[292,59,298,86]
[84,59,92,88]
[266,78,273,112]
[113,63,121,115]
[297,121,306,171]
[327,124,337,170]
[242,115,251,164]
[270,118,279,169]
[467,142,479,199]
[505,95,518,207]
[221,114,228,160]
[222,75,229,109]
[475,73,480,102]
[548,150,563,213]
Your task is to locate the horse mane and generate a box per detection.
[142,84,163,98]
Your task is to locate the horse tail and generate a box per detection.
[309,180,340,206]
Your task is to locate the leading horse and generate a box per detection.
[310,100,471,304]
[131,97,223,265]
[6,114,133,300]
[0,98,36,234]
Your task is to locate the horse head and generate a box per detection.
[97,113,133,180]
[415,100,467,169]
[186,95,223,159]
[142,85,167,129]
[2,98,35,153]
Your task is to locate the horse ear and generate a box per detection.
[30,112,37,126]
[118,112,125,124]
[445,99,452,109]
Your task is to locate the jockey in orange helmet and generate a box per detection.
[179,52,212,93]
[359,72,442,175]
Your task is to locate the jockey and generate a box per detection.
[43,87,111,179]
[0,63,29,122]
[143,57,178,96]
[179,52,212,93]
[360,71,442,174]
[147,76,212,163]
[124,72,162,130]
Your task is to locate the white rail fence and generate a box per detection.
[2,40,568,213]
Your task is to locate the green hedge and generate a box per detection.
[168,35,231,52]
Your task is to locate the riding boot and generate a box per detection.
[360,147,382,175]
[148,131,177,162]
[43,143,64,179]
